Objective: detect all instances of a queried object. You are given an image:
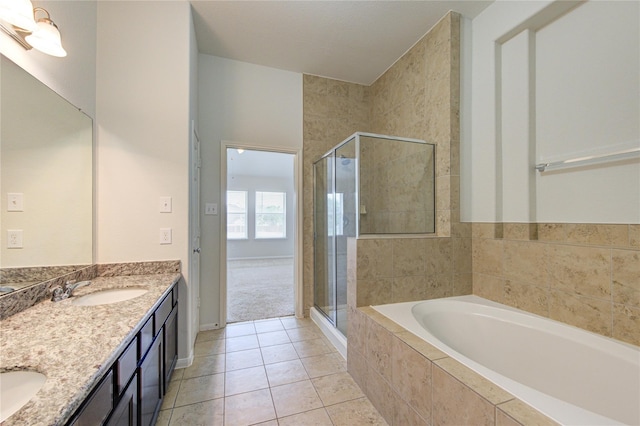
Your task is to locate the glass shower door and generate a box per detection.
[335,140,356,336]
[313,155,336,324]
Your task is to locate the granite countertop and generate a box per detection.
[0,272,181,426]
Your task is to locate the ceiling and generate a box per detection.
[227,149,294,179]
[191,1,493,85]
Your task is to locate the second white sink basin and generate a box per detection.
[0,370,47,422]
[72,288,148,306]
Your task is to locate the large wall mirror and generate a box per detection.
[0,55,93,293]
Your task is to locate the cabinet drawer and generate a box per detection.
[155,291,172,329]
[140,316,154,356]
[71,369,113,426]
[116,338,137,396]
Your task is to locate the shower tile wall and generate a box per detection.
[303,77,371,315]
[472,223,640,346]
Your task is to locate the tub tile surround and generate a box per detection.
[473,223,640,346]
[348,306,560,426]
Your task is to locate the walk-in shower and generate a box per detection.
[312,132,436,354]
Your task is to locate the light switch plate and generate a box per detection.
[159,196,172,213]
[205,203,218,215]
[7,230,23,248]
[7,193,23,212]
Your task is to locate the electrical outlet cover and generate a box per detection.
[7,230,23,248]
[159,228,172,244]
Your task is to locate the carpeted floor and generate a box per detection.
[227,258,294,323]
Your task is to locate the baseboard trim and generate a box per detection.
[200,322,222,331]
[176,351,194,369]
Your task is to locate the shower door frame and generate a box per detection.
[312,132,431,330]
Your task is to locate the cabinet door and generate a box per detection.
[70,370,114,426]
[163,307,178,392]
[107,373,138,426]
[139,335,163,426]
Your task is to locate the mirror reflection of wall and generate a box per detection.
[0,55,93,270]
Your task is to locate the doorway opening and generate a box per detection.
[224,148,296,323]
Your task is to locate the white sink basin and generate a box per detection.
[72,288,148,306]
[0,371,47,422]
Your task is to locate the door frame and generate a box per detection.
[220,141,303,328]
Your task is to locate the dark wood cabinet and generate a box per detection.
[70,370,114,426]
[66,284,178,426]
[108,374,138,426]
[139,334,163,426]
[163,307,178,393]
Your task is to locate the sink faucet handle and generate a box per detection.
[51,286,69,302]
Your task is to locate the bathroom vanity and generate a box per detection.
[0,267,180,426]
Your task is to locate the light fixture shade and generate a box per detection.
[0,0,37,32]
[25,18,66,57]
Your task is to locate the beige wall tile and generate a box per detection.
[546,244,611,299]
[394,399,429,425]
[503,223,527,241]
[347,305,366,354]
[612,249,640,308]
[393,239,427,277]
[538,223,566,242]
[434,358,513,405]
[497,399,560,426]
[496,409,523,426]
[453,272,473,295]
[357,239,393,280]
[391,336,432,420]
[613,303,640,346]
[504,280,549,317]
[366,368,397,424]
[588,224,629,247]
[346,345,368,393]
[473,238,504,276]
[630,225,640,248]
[396,330,448,361]
[549,290,612,336]
[503,241,546,286]
[357,278,392,307]
[473,273,505,303]
[366,317,394,381]
[453,237,472,274]
[432,365,495,426]
[472,223,498,239]
[392,276,427,303]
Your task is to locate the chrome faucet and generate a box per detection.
[51,280,91,302]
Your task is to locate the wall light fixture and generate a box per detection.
[0,1,67,57]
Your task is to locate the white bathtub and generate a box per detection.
[372,295,640,426]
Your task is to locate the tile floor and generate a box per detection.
[157,316,387,426]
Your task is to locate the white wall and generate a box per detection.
[198,55,302,328]
[227,175,295,260]
[96,1,193,359]
[0,0,97,117]
[463,0,640,223]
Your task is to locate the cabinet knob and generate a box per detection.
[193,247,201,253]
